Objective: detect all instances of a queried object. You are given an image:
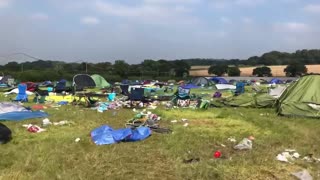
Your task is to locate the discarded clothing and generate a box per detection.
[91,125,151,145]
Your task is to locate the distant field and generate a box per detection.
[190,65,320,77]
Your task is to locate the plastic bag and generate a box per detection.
[233,138,252,150]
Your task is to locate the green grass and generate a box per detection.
[1,93,320,179]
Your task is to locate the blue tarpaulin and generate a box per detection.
[0,111,48,121]
[91,125,151,145]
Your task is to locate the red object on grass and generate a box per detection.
[28,126,39,133]
[214,150,221,158]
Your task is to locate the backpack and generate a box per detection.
[0,123,12,144]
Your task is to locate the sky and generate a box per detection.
[0,0,319,64]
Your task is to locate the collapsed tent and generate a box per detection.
[91,74,110,88]
[73,74,96,91]
[91,125,151,145]
[277,75,320,117]
[191,77,214,87]
[270,78,283,84]
[0,75,13,85]
[269,86,287,98]
[22,82,38,92]
[210,77,228,84]
[0,102,48,121]
[223,93,276,108]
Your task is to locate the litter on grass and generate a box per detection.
[291,169,313,180]
[23,124,46,133]
[233,138,252,150]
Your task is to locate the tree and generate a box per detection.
[227,67,241,76]
[284,63,307,77]
[4,61,20,71]
[172,60,190,77]
[252,66,272,77]
[208,64,228,76]
[113,60,129,78]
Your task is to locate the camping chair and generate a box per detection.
[172,86,191,107]
[33,89,48,104]
[15,84,28,102]
[120,84,130,96]
[129,88,146,106]
[234,82,245,96]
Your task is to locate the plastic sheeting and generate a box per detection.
[91,125,151,145]
[0,102,48,121]
[0,111,48,121]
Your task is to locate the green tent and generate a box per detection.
[223,93,276,108]
[91,74,110,88]
[277,75,320,118]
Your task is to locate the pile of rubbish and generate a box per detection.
[126,110,171,133]
[276,149,320,163]
[22,118,73,133]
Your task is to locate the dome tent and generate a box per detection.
[73,74,96,91]
[91,74,110,88]
[277,74,320,117]
[191,77,214,87]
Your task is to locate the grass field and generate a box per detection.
[1,91,320,179]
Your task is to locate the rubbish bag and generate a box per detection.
[233,138,252,150]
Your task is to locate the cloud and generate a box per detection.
[210,0,266,9]
[30,13,49,20]
[81,16,100,25]
[144,0,201,4]
[234,0,265,6]
[94,1,198,25]
[0,0,11,8]
[242,17,253,24]
[304,4,320,13]
[220,16,231,24]
[273,22,311,33]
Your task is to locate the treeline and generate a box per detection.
[0,49,319,82]
[0,60,191,82]
[182,49,320,66]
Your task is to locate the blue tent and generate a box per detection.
[181,84,199,89]
[270,78,283,84]
[210,77,228,84]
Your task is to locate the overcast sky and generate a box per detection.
[0,0,319,64]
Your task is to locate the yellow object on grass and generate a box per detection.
[46,95,88,103]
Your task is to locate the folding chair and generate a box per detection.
[120,84,130,96]
[129,88,145,102]
[235,82,245,96]
[172,86,191,107]
[15,84,28,102]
